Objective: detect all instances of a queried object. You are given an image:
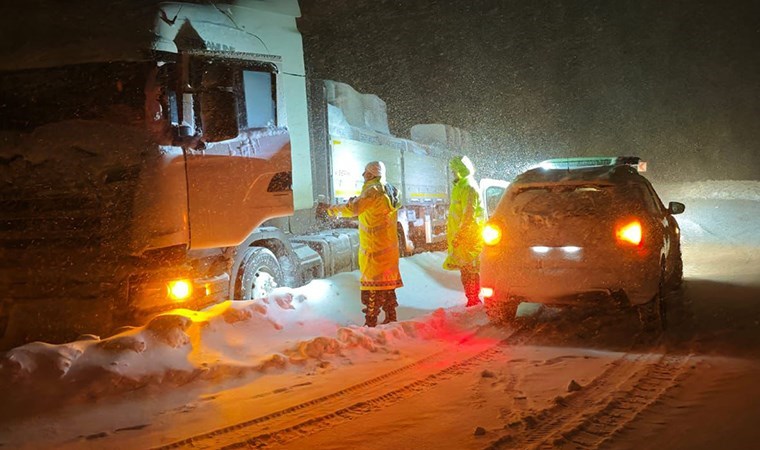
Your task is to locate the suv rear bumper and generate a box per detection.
[480,251,660,306]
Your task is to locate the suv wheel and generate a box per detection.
[668,250,683,290]
[638,265,667,331]
[485,296,520,325]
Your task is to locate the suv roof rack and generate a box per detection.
[538,156,647,172]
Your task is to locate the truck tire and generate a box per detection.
[235,247,284,300]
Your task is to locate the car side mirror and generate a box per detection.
[668,201,685,215]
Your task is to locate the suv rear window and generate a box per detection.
[506,184,649,217]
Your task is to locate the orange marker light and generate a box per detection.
[617,220,642,246]
[167,279,193,301]
[480,287,494,298]
[482,223,502,246]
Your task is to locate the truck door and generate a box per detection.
[181,54,294,249]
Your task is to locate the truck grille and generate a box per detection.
[0,180,137,287]
[0,193,103,249]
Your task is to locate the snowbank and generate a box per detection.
[0,252,477,420]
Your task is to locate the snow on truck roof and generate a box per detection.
[0,0,302,72]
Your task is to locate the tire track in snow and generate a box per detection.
[552,353,692,450]
[152,324,539,450]
[483,352,692,450]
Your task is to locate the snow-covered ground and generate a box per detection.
[1,180,759,450]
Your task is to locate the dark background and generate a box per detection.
[298,0,760,181]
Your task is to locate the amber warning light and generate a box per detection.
[167,279,193,301]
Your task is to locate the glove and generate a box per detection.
[327,205,339,217]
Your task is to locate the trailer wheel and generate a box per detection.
[235,247,284,300]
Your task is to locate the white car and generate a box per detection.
[479,157,684,330]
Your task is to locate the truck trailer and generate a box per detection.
[0,0,469,349]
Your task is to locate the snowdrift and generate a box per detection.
[0,253,479,420]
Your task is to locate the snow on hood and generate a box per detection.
[0,120,156,167]
[0,252,479,417]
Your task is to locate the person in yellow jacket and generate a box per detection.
[328,161,403,327]
[444,155,486,307]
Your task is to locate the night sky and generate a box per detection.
[298,0,760,181]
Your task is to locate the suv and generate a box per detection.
[479,157,684,330]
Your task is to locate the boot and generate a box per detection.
[382,307,397,324]
[380,290,398,324]
[361,291,380,327]
[461,269,482,307]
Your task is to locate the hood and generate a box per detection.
[450,155,475,179]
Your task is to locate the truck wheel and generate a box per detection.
[235,247,284,300]
[485,296,519,325]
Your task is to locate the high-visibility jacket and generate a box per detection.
[332,178,403,290]
[444,156,485,270]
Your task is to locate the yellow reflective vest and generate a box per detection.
[444,156,485,270]
[332,178,403,290]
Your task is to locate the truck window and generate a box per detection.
[0,61,150,132]
[197,62,238,142]
[180,58,278,141]
[242,70,276,129]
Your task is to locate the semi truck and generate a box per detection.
[0,0,469,348]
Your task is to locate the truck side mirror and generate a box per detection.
[668,201,685,215]
[201,87,239,142]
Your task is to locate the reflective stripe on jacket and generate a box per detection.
[333,178,403,290]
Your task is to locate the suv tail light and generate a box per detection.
[616,220,642,246]
[482,223,502,246]
[480,287,494,298]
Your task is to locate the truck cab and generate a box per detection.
[0,1,304,348]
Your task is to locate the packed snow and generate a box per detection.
[0,180,759,450]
